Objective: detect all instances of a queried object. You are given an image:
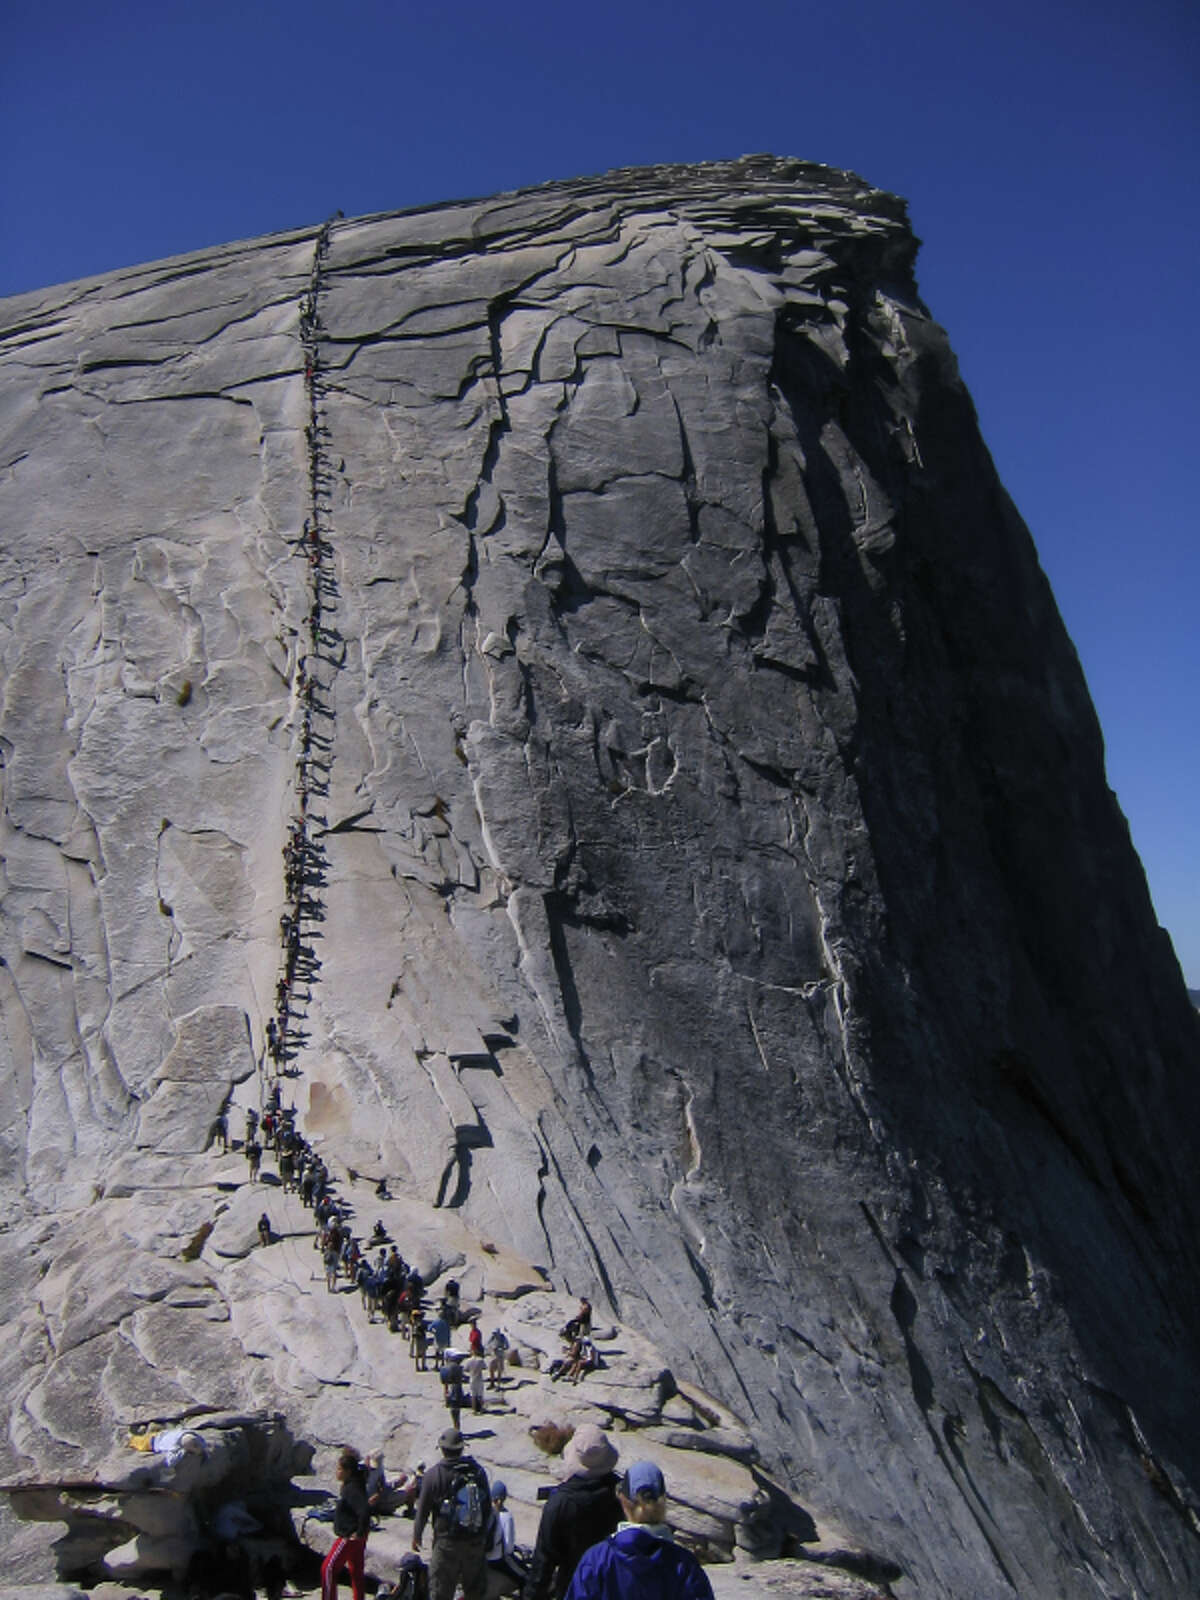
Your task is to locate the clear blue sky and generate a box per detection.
[3,0,1196,984]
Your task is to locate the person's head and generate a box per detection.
[438,1427,464,1459]
[491,1479,508,1505]
[337,1446,363,1481]
[617,1461,667,1524]
[561,1422,618,1480]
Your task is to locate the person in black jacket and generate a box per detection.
[322,1446,370,1600]
[523,1424,621,1599]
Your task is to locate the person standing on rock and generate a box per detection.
[523,1424,621,1600]
[412,1312,429,1371]
[486,1326,509,1387]
[465,1348,487,1414]
[440,1350,467,1429]
[412,1426,492,1600]
[564,1461,713,1600]
[429,1309,451,1362]
[322,1445,370,1600]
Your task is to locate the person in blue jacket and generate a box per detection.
[564,1461,714,1600]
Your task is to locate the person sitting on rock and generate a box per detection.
[487,1480,529,1590]
[394,1462,423,1515]
[561,1298,592,1342]
[565,1338,598,1385]
[365,1451,391,1515]
[564,1461,713,1599]
[128,1425,207,1467]
[257,1213,272,1248]
[522,1424,621,1600]
[549,1338,584,1382]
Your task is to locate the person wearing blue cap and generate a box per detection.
[564,1461,714,1599]
[487,1479,528,1587]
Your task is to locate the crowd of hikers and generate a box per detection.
[323,1423,715,1600]
[201,222,715,1600]
[213,1102,712,1599]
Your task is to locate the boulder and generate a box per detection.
[1,158,1197,1600]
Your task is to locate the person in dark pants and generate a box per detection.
[413,1427,492,1600]
[440,1352,467,1429]
[322,1446,370,1600]
[523,1424,621,1600]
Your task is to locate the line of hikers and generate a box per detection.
[263,226,706,1600]
[266,214,340,1080]
[228,1084,525,1429]
[326,1422,715,1600]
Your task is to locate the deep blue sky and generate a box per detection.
[3,0,1197,984]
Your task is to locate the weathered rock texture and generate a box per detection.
[1,156,1198,1598]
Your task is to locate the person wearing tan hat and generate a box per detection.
[523,1423,621,1599]
[565,1461,714,1598]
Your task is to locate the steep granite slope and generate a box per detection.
[1,157,1197,1597]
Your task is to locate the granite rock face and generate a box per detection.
[1,156,1198,1598]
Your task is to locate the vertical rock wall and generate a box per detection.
[1,158,1197,1598]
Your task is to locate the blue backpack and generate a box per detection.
[436,1458,490,1540]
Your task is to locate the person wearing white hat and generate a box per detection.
[565,1462,714,1599]
[523,1424,621,1599]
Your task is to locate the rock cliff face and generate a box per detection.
[1,156,1197,1598]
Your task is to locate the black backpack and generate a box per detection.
[435,1458,491,1540]
[386,1553,428,1600]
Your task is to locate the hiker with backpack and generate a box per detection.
[412,1427,492,1600]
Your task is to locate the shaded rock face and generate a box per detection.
[1,156,1197,1598]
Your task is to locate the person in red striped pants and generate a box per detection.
[322,1446,370,1600]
